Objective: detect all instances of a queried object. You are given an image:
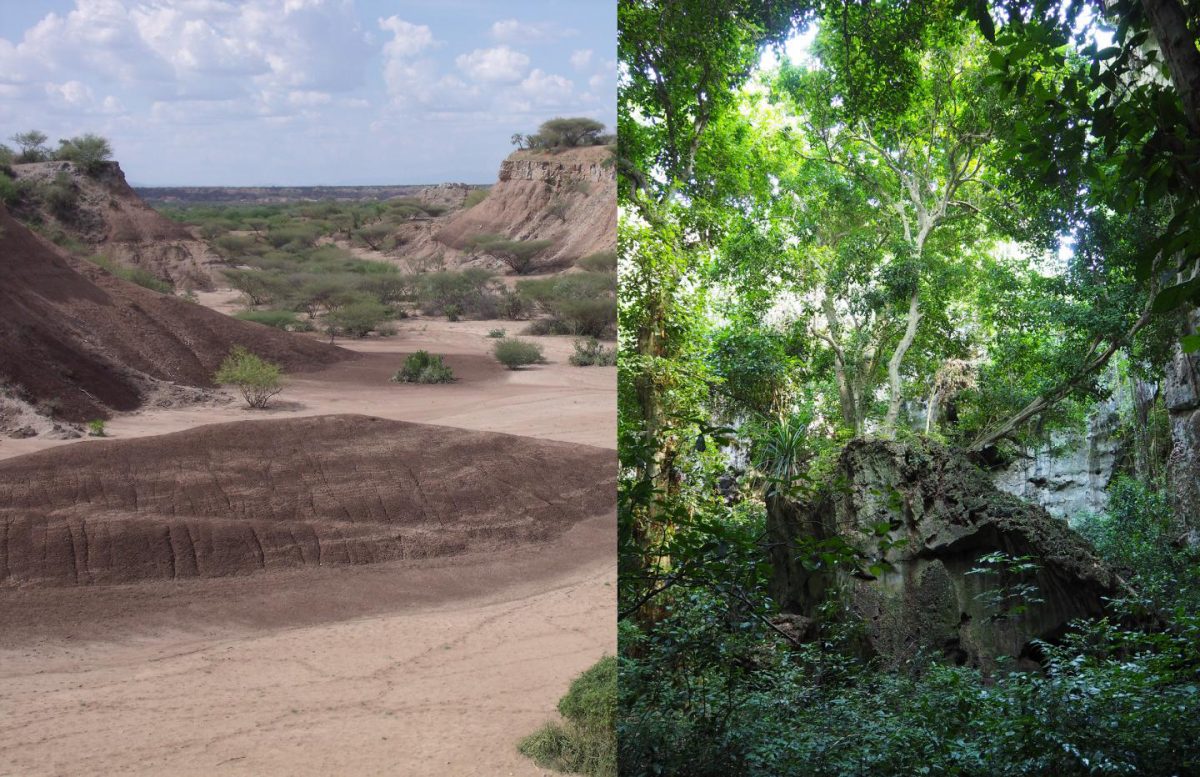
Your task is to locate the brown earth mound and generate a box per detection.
[0,414,615,586]
[0,205,349,423]
[394,146,615,271]
[8,160,221,288]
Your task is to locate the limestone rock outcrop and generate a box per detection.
[768,438,1124,668]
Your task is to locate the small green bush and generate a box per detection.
[487,328,507,338]
[214,346,284,409]
[323,299,391,340]
[392,351,455,384]
[86,419,106,437]
[445,303,462,322]
[464,188,489,208]
[518,656,616,777]
[576,251,617,272]
[494,338,546,370]
[569,338,617,366]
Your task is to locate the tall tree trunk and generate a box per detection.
[883,290,922,435]
[1141,0,1200,133]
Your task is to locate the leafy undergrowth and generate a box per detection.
[519,656,617,777]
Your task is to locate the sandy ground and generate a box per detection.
[0,295,617,776]
[0,313,616,462]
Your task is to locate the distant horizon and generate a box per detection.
[0,1,615,186]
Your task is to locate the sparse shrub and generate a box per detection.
[416,269,498,318]
[225,268,289,306]
[54,134,113,175]
[10,130,49,163]
[87,255,172,293]
[214,346,284,409]
[576,251,617,273]
[566,179,592,195]
[468,233,554,275]
[487,328,507,338]
[0,143,14,167]
[42,172,79,220]
[234,309,307,331]
[86,419,106,437]
[547,198,570,221]
[445,303,462,322]
[376,322,398,337]
[496,288,535,320]
[569,338,617,366]
[0,171,19,206]
[519,272,617,338]
[518,656,616,777]
[392,351,455,384]
[464,188,489,208]
[494,338,546,370]
[323,299,391,340]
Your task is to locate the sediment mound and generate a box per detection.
[0,206,349,423]
[8,160,221,288]
[0,415,615,586]
[767,438,1124,668]
[391,146,615,271]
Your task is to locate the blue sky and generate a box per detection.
[0,0,615,185]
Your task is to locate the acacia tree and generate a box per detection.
[10,130,49,162]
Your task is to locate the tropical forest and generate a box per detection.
[616,0,1200,774]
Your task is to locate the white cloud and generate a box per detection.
[378,15,434,58]
[456,46,529,83]
[490,19,577,43]
[569,49,592,70]
[519,69,574,105]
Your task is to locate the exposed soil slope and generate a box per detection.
[0,206,348,423]
[0,414,615,586]
[8,160,221,288]
[395,145,616,270]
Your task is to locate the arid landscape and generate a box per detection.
[0,118,616,775]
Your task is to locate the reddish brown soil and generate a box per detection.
[0,414,615,587]
[0,206,349,422]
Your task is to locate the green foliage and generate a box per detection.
[10,130,49,162]
[0,171,20,206]
[463,188,488,208]
[86,419,106,437]
[54,133,113,175]
[87,255,172,293]
[487,328,506,338]
[42,172,79,220]
[468,233,554,274]
[416,269,499,318]
[519,656,617,777]
[392,351,455,384]
[519,271,617,338]
[323,299,390,339]
[577,250,617,272]
[493,338,545,370]
[620,590,1200,777]
[1075,477,1200,611]
[524,117,608,149]
[214,346,284,409]
[569,337,617,366]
